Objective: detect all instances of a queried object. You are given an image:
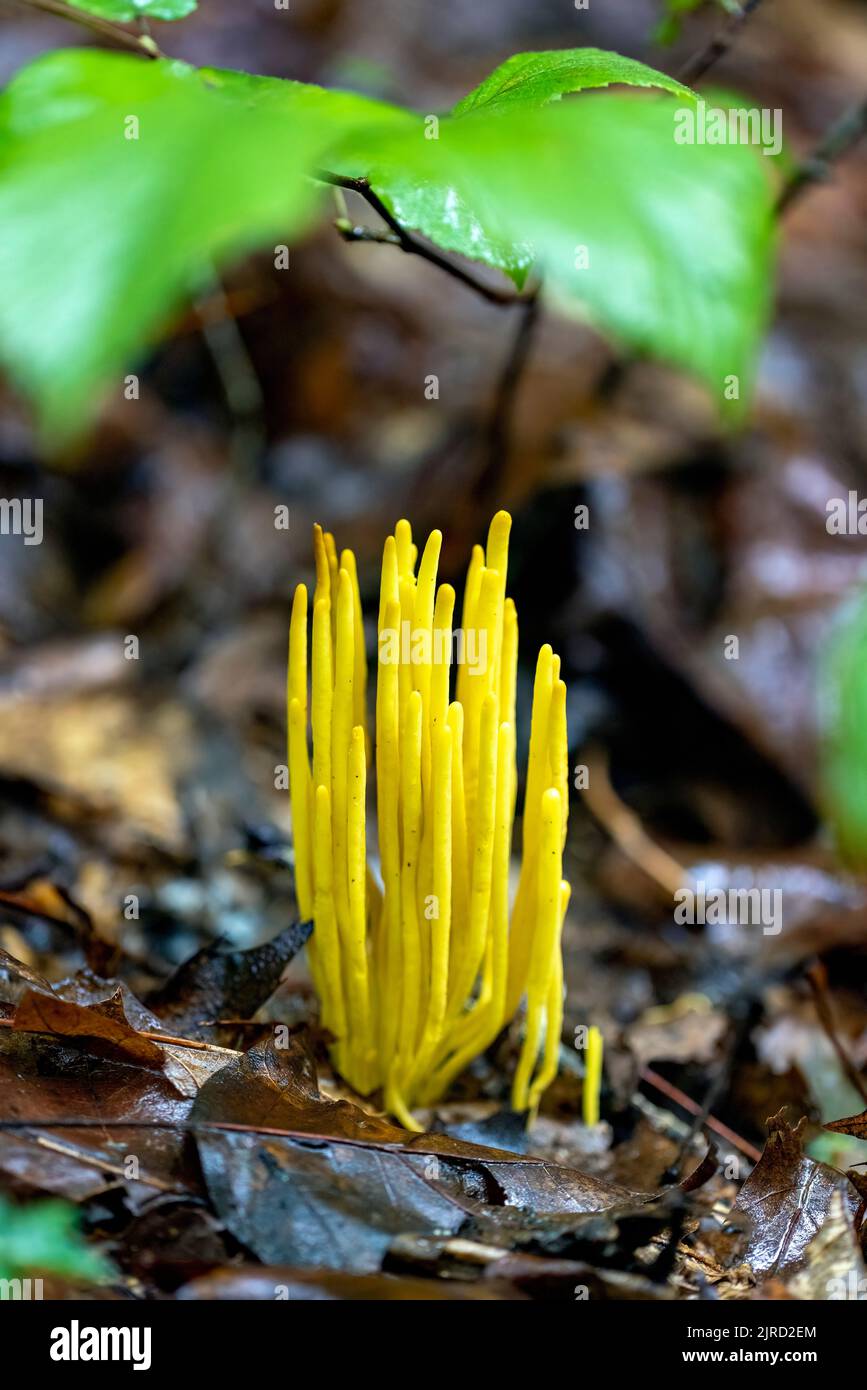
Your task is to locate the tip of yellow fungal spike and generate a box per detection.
[488,510,511,542]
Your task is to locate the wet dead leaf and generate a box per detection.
[784,1188,866,1299]
[825,1107,867,1141]
[11,986,167,1070]
[734,1108,861,1277]
[190,1036,641,1273]
[147,920,313,1041]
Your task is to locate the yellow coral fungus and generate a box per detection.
[287,513,569,1130]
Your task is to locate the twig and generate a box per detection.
[777,98,867,214]
[195,270,266,487]
[640,1065,762,1163]
[677,0,765,86]
[14,0,163,57]
[34,1135,177,1192]
[581,747,690,900]
[806,959,867,1107]
[474,285,541,503]
[318,170,524,308]
[665,1003,758,1178]
[0,1016,239,1055]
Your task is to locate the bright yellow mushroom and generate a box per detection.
[288,512,571,1130]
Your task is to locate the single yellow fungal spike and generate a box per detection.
[312,524,331,606]
[288,584,308,722]
[287,697,313,921]
[312,784,347,1060]
[395,518,414,579]
[583,1024,604,1127]
[287,515,570,1126]
[378,535,399,634]
[341,549,368,742]
[311,597,332,797]
[512,788,562,1113]
[347,726,373,1091]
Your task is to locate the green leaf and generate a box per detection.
[323,46,696,291]
[0,1196,111,1288]
[349,96,776,408]
[197,67,418,180]
[452,47,694,116]
[66,0,197,20]
[0,50,332,441]
[0,47,776,436]
[821,591,867,867]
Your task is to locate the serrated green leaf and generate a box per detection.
[452,47,694,116]
[351,96,776,410]
[66,0,197,20]
[821,591,867,867]
[0,50,332,441]
[0,1196,111,1288]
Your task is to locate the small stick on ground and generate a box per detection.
[806,958,867,1107]
[640,1064,762,1164]
[582,747,690,901]
[0,1016,239,1055]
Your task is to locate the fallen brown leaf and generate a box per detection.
[734,1107,861,1277]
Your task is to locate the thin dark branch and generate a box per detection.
[317,169,524,307]
[777,97,867,214]
[677,0,765,86]
[474,286,541,502]
[664,1003,758,1180]
[335,221,402,250]
[640,1065,762,1164]
[14,0,163,57]
[807,959,867,1107]
[195,271,266,488]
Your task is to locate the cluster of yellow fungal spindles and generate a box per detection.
[287,511,569,1130]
